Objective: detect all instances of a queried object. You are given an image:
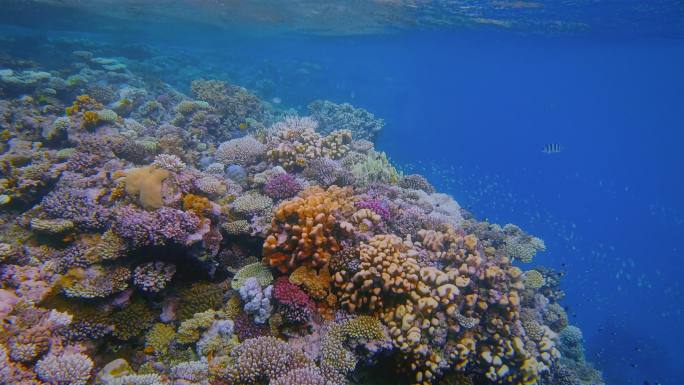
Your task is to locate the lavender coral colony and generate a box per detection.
[0,42,603,385]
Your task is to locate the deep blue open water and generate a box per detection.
[1,1,683,384]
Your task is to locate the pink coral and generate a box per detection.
[273,277,316,323]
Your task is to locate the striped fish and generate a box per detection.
[542,143,562,154]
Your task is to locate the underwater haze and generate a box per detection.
[0,1,683,385]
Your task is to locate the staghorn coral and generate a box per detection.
[60,265,130,298]
[152,153,186,173]
[273,276,316,324]
[41,188,111,230]
[263,185,355,273]
[113,205,200,247]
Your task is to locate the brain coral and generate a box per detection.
[263,185,356,273]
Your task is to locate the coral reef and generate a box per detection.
[0,44,602,385]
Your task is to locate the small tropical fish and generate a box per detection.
[238,122,247,130]
[542,143,563,154]
[271,97,282,104]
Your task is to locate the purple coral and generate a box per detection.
[35,351,93,385]
[302,158,341,187]
[41,188,110,230]
[263,173,301,199]
[355,199,390,221]
[113,205,200,247]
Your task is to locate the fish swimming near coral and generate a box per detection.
[542,143,563,154]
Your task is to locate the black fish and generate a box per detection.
[542,143,563,154]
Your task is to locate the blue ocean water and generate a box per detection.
[1,1,683,384]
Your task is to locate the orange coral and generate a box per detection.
[66,94,103,116]
[124,166,170,210]
[263,185,355,273]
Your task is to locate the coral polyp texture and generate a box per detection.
[0,41,602,385]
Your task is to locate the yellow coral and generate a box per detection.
[289,265,330,300]
[82,111,100,128]
[522,270,544,289]
[182,193,211,217]
[145,323,176,355]
[124,166,170,210]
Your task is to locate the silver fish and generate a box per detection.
[542,143,563,154]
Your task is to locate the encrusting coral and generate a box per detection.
[0,43,601,385]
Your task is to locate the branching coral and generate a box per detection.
[35,351,93,385]
[133,262,176,293]
[266,116,352,170]
[502,224,546,264]
[215,135,266,166]
[308,99,384,142]
[221,336,305,384]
